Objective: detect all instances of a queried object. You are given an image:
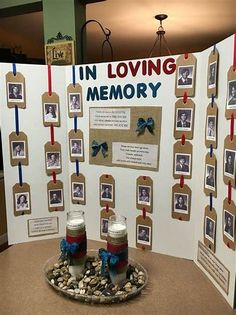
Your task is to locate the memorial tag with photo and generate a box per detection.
[223,198,236,250]
[225,66,236,119]
[205,102,218,149]
[174,98,195,140]
[44,141,62,175]
[204,206,217,253]
[136,176,153,213]
[9,131,28,166]
[12,182,31,216]
[67,83,83,118]
[100,207,115,241]
[172,183,191,221]
[99,174,115,209]
[223,135,236,187]
[68,129,84,162]
[207,49,219,98]
[42,92,60,127]
[136,215,152,250]
[71,173,86,205]
[204,152,217,197]
[6,71,26,109]
[173,140,193,179]
[47,179,64,212]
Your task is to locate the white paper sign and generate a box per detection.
[90,108,130,129]
[112,142,158,168]
[28,217,59,237]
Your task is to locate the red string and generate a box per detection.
[141,245,145,250]
[184,53,188,60]
[233,33,236,71]
[47,64,52,96]
[179,216,182,221]
[180,175,184,188]
[181,134,185,145]
[53,171,56,183]
[142,207,146,220]
[183,92,188,103]
[230,113,234,141]
[105,174,109,178]
[106,204,109,212]
[50,124,54,145]
[228,180,232,204]
[143,176,146,180]
[227,241,230,248]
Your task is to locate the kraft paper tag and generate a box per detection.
[223,135,236,187]
[225,66,236,119]
[100,174,115,209]
[100,207,115,241]
[136,176,153,213]
[205,102,218,149]
[207,49,219,97]
[13,183,31,216]
[175,53,197,97]
[204,153,217,197]
[172,183,191,221]
[71,173,86,205]
[9,132,28,166]
[223,198,236,250]
[68,129,84,162]
[67,83,83,118]
[6,71,26,109]
[174,98,195,140]
[204,206,217,253]
[44,141,62,175]
[136,215,152,250]
[47,179,64,212]
[42,92,60,127]
[173,140,192,179]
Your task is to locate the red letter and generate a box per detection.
[148,59,161,76]
[107,64,116,78]
[163,57,176,74]
[128,61,141,77]
[117,63,128,78]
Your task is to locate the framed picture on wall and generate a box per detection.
[45,40,75,65]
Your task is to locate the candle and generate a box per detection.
[67,217,85,230]
[108,222,127,238]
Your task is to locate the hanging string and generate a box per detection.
[181,134,186,145]
[47,65,52,96]
[213,44,216,55]
[233,33,236,71]
[142,207,146,220]
[143,176,146,180]
[50,124,54,145]
[52,171,56,183]
[184,53,188,60]
[228,180,232,204]
[18,162,23,186]
[76,159,79,176]
[180,175,184,188]
[72,65,76,87]
[183,92,188,103]
[210,144,213,158]
[209,193,213,210]
[74,115,77,133]
[12,63,17,76]
[106,203,109,212]
[15,105,19,135]
[230,113,234,141]
[211,94,214,108]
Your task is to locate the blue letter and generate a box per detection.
[87,87,99,101]
[123,84,135,99]
[109,85,123,99]
[137,83,147,98]
[149,82,161,98]
[100,86,108,100]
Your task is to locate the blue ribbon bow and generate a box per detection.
[91,140,108,158]
[136,117,155,135]
[60,239,79,259]
[99,248,119,276]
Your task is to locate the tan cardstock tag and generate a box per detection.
[100,208,115,241]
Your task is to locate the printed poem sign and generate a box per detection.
[28,217,59,237]
[197,241,230,294]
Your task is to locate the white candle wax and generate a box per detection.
[108,222,127,238]
[67,217,85,230]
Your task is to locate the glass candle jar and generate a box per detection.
[66,210,87,277]
[107,215,128,285]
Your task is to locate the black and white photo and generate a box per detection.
[101,218,109,236]
[11,141,26,159]
[72,182,84,201]
[224,210,235,241]
[177,65,194,88]
[101,183,113,201]
[205,164,215,191]
[69,93,81,112]
[70,139,83,157]
[205,216,215,243]
[208,61,217,88]
[176,108,192,131]
[174,193,188,213]
[46,152,61,169]
[15,192,30,211]
[206,115,216,141]
[44,103,58,123]
[175,153,191,175]
[7,82,24,102]
[49,189,63,207]
[138,185,151,206]
[224,149,235,178]
[137,224,151,245]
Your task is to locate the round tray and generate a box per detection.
[44,250,148,304]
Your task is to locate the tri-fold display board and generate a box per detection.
[0,34,236,307]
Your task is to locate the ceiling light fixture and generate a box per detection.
[149,14,171,58]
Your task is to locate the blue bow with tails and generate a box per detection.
[99,248,119,276]
[91,140,108,158]
[136,117,155,135]
[60,239,79,259]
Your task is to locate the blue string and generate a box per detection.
[18,162,23,186]
[12,63,16,76]
[210,144,213,157]
[210,193,213,210]
[76,159,79,176]
[72,65,76,87]
[213,44,216,55]
[15,105,19,135]
[74,115,77,132]
[211,94,214,107]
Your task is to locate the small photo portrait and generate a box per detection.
[206,115,216,141]
[15,192,30,211]
[224,149,235,178]
[138,185,151,206]
[101,183,113,201]
[224,210,235,241]
[176,108,192,131]
[46,152,61,169]
[7,82,24,102]
[137,224,151,245]
[49,189,63,207]
[69,93,81,112]
[205,164,215,191]
[177,65,194,88]
[175,153,191,175]
[11,141,26,159]
[227,80,236,109]
[174,193,188,213]
[70,139,83,157]
[101,218,109,236]
[72,182,84,201]
[44,103,58,122]
[205,216,215,243]
[208,61,217,88]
